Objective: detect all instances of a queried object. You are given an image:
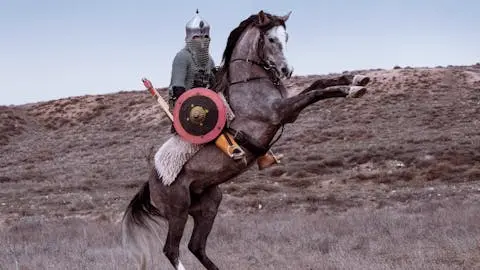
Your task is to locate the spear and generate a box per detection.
[142,77,174,122]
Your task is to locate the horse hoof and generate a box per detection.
[352,75,370,86]
[348,86,367,98]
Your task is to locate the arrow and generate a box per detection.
[142,77,174,122]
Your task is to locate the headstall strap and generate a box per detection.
[228,29,283,87]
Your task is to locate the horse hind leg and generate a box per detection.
[187,186,222,270]
[122,180,166,270]
[160,183,191,270]
[164,214,189,270]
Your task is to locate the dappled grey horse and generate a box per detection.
[122,10,367,270]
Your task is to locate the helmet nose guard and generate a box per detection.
[186,9,210,41]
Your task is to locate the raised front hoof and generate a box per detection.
[347,86,367,98]
[352,75,371,86]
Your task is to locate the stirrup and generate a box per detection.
[227,144,246,160]
[215,133,245,160]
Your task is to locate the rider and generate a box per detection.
[168,9,216,110]
[168,10,282,169]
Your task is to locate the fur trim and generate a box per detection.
[219,92,235,122]
[154,135,203,186]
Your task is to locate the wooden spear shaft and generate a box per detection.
[142,77,174,122]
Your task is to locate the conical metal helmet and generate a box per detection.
[185,9,210,41]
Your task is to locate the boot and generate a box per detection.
[215,132,245,160]
[257,151,284,170]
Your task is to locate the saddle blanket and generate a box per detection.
[154,134,203,186]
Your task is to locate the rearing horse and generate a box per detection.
[122,10,366,270]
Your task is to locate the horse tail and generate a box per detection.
[122,179,165,269]
[124,146,162,230]
[123,181,162,228]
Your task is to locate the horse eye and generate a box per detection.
[268,38,275,43]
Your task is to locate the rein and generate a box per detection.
[228,32,282,87]
[228,58,282,87]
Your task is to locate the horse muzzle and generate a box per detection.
[281,65,293,79]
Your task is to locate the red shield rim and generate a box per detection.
[173,88,227,144]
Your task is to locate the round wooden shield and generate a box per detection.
[173,88,227,144]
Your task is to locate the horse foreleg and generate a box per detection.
[273,86,366,124]
[298,74,370,95]
[188,187,222,270]
[298,75,352,95]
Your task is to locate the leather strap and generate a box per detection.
[226,127,268,156]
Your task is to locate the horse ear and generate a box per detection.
[257,10,269,25]
[280,11,292,22]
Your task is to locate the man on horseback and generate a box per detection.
[125,11,370,270]
[167,10,282,169]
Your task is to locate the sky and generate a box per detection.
[1,0,479,105]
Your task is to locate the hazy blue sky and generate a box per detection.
[1,0,479,105]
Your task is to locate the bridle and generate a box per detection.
[228,27,283,89]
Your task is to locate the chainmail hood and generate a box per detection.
[186,37,210,69]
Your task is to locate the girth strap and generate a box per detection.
[226,127,269,156]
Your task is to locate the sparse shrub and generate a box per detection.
[466,167,480,181]
[423,162,455,181]
[122,182,141,189]
[321,157,344,167]
[304,153,325,161]
[289,170,310,178]
[223,184,241,195]
[281,178,313,188]
[0,134,8,145]
[0,176,12,183]
[354,171,378,181]
[269,167,286,177]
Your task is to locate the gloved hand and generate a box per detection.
[172,86,186,99]
[212,66,220,75]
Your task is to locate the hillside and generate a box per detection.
[1,64,479,269]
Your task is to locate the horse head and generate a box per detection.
[216,10,293,93]
[257,10,293,79]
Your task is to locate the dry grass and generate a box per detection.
[0,106,27,145]
[1,200,479,270]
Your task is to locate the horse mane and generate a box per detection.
[213,11,286,93]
